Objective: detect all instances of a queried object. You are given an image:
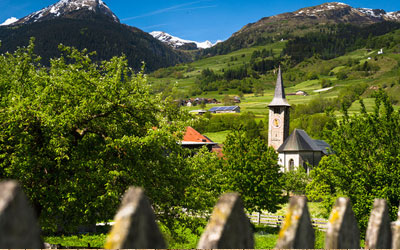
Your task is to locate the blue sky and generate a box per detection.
[1,0,400,43]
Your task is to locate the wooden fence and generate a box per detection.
[0,180,399,249]
[248,212,328,231]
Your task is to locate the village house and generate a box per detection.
[189,109,207,115]
[179,98,220,107]
[181,126,217,151]
[287,90,308,96]
[268,66,331,172]
[209,106,240,113]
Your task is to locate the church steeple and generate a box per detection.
[269,66,290,107]
[268,66,290,150]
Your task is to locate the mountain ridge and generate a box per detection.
[150,31,221,50]
[0,0,191,71]
[14,0,119,25]
[205,2,400,56]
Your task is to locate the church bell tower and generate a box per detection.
[268,66,290,150]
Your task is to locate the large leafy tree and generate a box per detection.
[222,130,285,212]
[307,91,400,233]
[0,39,195,233]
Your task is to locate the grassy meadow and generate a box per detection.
[44,201,329,249]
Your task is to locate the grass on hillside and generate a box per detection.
[204,130,231,144]
[151,31,400,123]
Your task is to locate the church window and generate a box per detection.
[289,159,294,171]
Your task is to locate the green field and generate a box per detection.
[204,130,231,144]
[150,35,400,121]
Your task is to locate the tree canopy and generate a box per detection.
[0,39,289,236]
[0,39,199,233]
[307,91,400,233]
[222,130,285,213]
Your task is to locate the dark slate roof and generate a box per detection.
[269,66,291,107]
[209,106,240,112]
[314,140,332,155]
[277,129,330,154]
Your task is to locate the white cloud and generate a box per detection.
[122,0,214,21]
[0,17,18,26]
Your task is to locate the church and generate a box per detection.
[268,67,331,173]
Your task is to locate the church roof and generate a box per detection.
[314,140,332,155]
[269,66,291,107]
[277,129,330,153]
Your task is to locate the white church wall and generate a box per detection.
[278,153,300,172]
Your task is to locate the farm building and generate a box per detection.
[189,109,207,115]
[287,90,308,96]
[209,106,240,113]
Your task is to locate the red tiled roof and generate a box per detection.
[212,147,224,158]
[183,126,213,143]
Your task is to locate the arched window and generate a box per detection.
[289,159,294,171]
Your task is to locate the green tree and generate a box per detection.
[307,91,400,233]
[222,131,285,212]
[282,168,309,196]
[0,40,196,233]
[222,95,235,106]
[336,71,348,80]
[184,147,224,213]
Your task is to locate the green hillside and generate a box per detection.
[148,28,400,142]
[0,17,191,71]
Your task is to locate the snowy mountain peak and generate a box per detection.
[354,8,386,19]
[0,17,19,26]
[150,31,217,50]
[294,2,350,16]
[13,0,119,25]
[292,2,400,21]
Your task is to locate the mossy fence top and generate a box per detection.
[0,180,399,249]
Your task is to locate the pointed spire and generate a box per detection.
[269,66,290,107]
[275,66,285,99]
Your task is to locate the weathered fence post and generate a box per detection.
[392,204,400,248]
[275,196,315,249]
[0,180,43,248]
[104,187,166,249]
[197,193,254,249]
[325,197,360,249]
[365,199,392,249]
[257,212,261,225]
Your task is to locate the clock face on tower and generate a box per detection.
[272,117,281,128]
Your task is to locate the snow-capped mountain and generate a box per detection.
[230,2,400,49]
[0,17,19,26]
[13,0,119,25]
[292,2,400,21]
[150,31,218,50]
[0,0,189,71]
